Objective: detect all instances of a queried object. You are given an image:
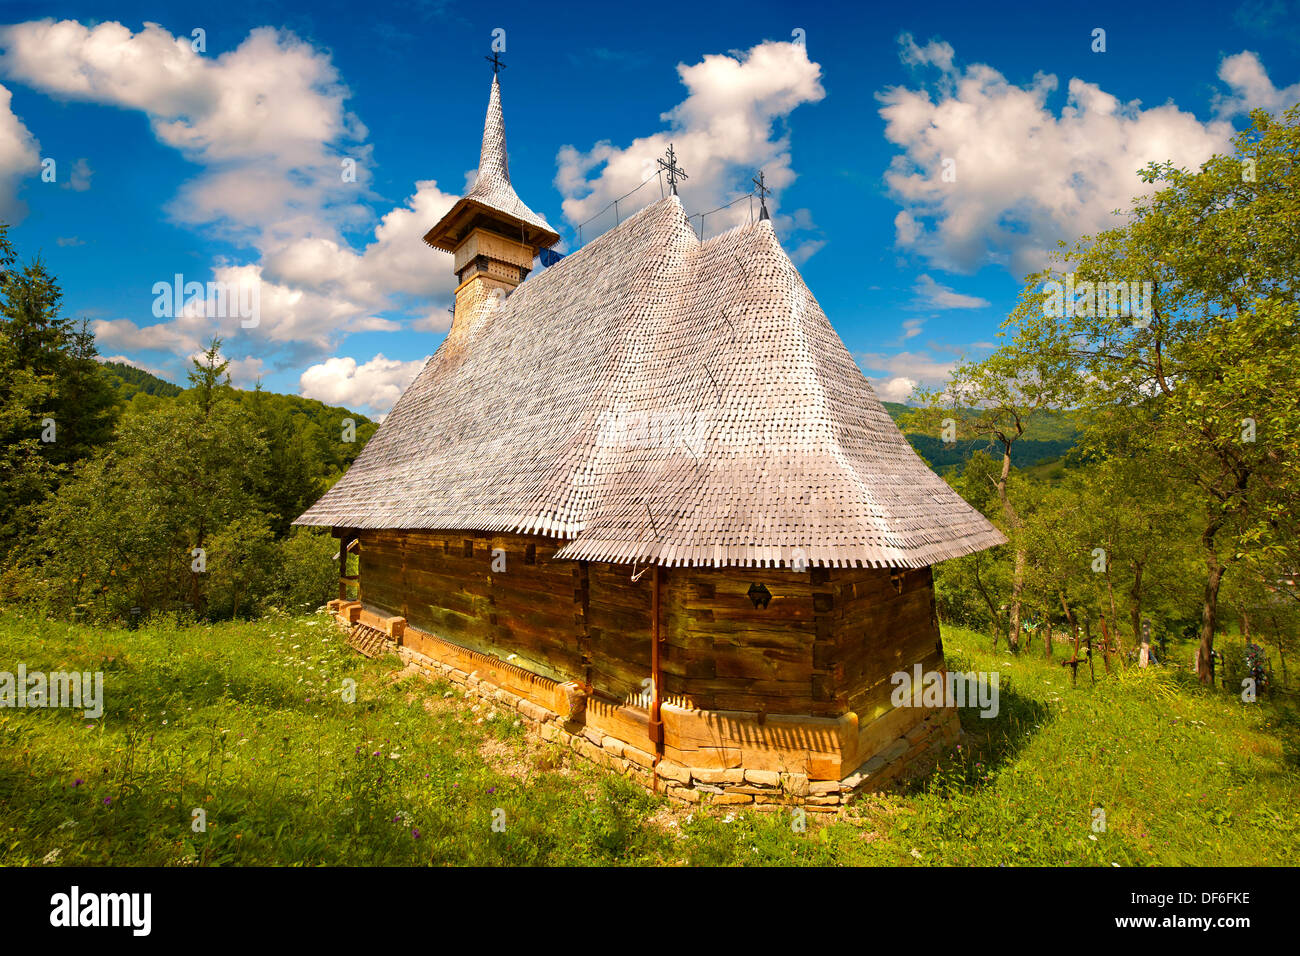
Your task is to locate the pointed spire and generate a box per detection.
[474,75,511,193]
[423,70,558,254]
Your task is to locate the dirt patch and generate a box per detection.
[476,733,533,780]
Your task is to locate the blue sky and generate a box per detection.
[1,0,1297,414]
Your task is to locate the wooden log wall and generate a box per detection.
[585,562,652,702]
[357,531,585,686]
[660,565,827,715]
[821,566,946,725]
[353,529,945,724]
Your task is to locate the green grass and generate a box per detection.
[1,611,1295,866]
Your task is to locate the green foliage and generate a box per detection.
[269,530,342,615]
[0,224,377,623]
[884,401,1081,472]
[904,434,1074,472]
[15,337,356,622]
[885,401,1081,443]
[0,226,119,558]
[927,105,1300,680]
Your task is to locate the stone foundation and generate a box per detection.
[329,600,961,809]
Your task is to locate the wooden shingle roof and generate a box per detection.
[297,196,1007,568]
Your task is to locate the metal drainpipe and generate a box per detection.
[649,564,665,789]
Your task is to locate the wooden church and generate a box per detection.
[296,65,1006,807]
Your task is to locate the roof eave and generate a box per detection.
[423,197,560,252]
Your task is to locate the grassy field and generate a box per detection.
[1,610,1296,866]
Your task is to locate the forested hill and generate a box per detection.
[100,360,184,398]
[0,333,388,620]
[881,401,1080,472]
[99,359,378,474]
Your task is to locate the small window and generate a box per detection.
[443,539,450,555]
[463,540,474,558]
[525,544,536,565]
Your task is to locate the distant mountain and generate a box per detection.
[882,401,1081,472]
[100,360,184,399]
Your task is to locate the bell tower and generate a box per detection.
[423,60,560,332]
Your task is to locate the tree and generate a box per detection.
[33,339,268,619]
[0,230,118,557]
[1004,106,1300,682]
[930,450,1015,642]
[246,384,323,537]
[905,311,1080,651]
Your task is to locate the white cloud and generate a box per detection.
[0,20,366,234]
[355,180,459,299]
[872,376,920,403]
[298,354,427,414]
[410,306,454,334]
[912,274,990,310]
[62,156,91,191]
[899,34,955,74]
[901,318,924,339]
[556,40,825,249]
[877,34,1242,274]
[857,349,965,404]
[1214,50,1300,117]
[0,20,458,370]
[0,82,39,221]
[226,356,266,389]
[788,238,826,265]
[93,316,206,355]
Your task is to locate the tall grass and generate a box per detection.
[0,613,1294,866]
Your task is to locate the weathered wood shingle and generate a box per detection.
[296,196,1007,568]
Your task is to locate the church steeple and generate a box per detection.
[424,67,559,333]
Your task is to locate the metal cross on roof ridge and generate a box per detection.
[752,169,771,221]
[485,51,507,75]
[658,143,688,196]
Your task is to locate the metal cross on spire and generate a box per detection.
[485,50,507,75]
[658,143,688,196]
[752,170,771,221]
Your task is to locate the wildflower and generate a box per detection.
[102,797,111,806]
[73,779,83,788]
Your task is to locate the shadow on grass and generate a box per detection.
[951,672,1051,778]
